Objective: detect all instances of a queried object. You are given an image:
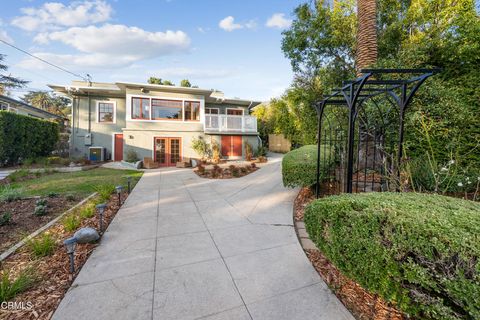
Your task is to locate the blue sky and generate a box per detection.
[0,0,305,101]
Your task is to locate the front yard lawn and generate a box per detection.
[8,168,143,198]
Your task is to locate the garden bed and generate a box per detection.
[0,188,135,320]
[0,195,79,254]
[194,163,260,179]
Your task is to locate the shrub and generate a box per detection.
[211,140,220,163]
[191,136,211,161]
[240,167,248,174]
[47,191,59,198]
[46,156,63,165]
[0,185,22,202]
[305,192,480,319]
[34,205,47,216]
[8,169,31,182]
[0,112,59,166]
[93,183,115,202]
[79,203,95,219]
[0,268,37,302]
[63,214,80,232]
[197,164,205,174]
[245,142,253,161]
[282,145,333,188]
[251,162,257,169]
[35,199,47,206]
[0,212,12,226]
[255,145,268,157]
[28,233,56,257]
[125,149,138,163]
[65,193,76,201]
[231,167,240,177]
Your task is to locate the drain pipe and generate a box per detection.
[87,92,91,133]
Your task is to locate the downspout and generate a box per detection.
[87,92,91,133]
[70,95,76,158]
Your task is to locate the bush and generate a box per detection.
[191,136,211,161]
[34,205,47,216]
[0,112,59,166]
[65,193,76,201]
[62,214,80,232]
[282,145,334,188]
[8,169,31,182]
[0,212,12,226]
[125,149,138,163]
[254,145,268,157]
[93,183,115,202]
[304,192,480,319]
[0,185,23,202]
[47,191,59,198]
[79,203,95,219]
[0,268,37,302]
[245,142,253,161]
[28,233,56,257]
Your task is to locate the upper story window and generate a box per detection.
[152,99,183,120]
[132,97,150,119]
[0,102,10,111]
[98,102,115,123]
[205,108,219,115]
[227,108,244,116]
[184,101,200,121]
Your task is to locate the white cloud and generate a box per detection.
[0,29,13,43]
[218,16,256,32]
[148,67,233,79]
[11,0,112,31]
[266,13,292,29]
[32,23,190,59]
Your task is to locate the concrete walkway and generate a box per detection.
[53,154,353,320]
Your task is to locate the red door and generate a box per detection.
[154,137,182,166]
[114,134,123,161]
[221,135,242,157]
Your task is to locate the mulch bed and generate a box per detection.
[194,164,259,179]
[0,196,79,254]
[0,191,128,320]
[294,187,406,320]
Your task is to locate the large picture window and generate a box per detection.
[152,99,183,120]
[132,97,150,119]
[184,101,200,121]
[98,102,115,122]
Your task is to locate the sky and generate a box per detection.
[0,0,305,102]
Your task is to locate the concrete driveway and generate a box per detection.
[53,153,353,320]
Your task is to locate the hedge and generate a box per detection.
[0,111,59,165]
[304,192,480,319]
[282,145,334,188]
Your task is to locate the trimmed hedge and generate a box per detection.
[0,111,59,165]
[282,145,333,188]
[305,192,480,319]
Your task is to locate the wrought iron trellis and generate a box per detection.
[314,68,440,198]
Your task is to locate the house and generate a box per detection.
[0,95,65,121]
[49,81,261,165]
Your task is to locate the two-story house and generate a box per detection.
[49,81,261,166]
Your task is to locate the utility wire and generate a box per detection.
[0,39,91,82]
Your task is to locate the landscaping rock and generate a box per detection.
[74,227,100,243]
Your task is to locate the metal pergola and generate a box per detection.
[314,68,440,198]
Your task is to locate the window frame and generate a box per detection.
[226,108,244,116]
[96,101,117,123]
[205,107,220,115]
[151,98,184,121]
[131,97,151,120]
[184,100,201,121]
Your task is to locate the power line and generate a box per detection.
[0,39,91,82]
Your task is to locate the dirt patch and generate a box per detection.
[0,196,79,254]
[194,164,259,179]
[0,191,126,320]
[294,187,406,320]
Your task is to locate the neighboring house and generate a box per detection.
[0,95,64,121]
[49,81,261,165]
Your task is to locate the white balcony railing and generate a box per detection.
[205,115,257,133]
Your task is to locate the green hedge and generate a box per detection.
[305,192,480,319]
[282,145,334,188]
[0,111,59,165]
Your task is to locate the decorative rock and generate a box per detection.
[74,227,100,244]
[135,160,142,169]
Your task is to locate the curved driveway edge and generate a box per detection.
[53,153,354,320]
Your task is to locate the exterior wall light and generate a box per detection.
[63,237,77,273]
[96,203,107,233]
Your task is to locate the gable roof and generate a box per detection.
[0,95,65,120]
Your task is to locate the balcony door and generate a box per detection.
[221,135,242,157]
[154,137,182,166]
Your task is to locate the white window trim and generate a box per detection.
[126,93,204,123]
[205,107,220,115]
[96,100,117,124]
[226,107,244,116]
[0,102,9,111]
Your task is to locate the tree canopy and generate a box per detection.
[22,91,71,117]
[0,54,28,95]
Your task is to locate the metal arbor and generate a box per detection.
[314,69,439,198]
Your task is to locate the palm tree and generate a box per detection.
[356,0,378,73]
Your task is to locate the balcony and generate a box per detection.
[204,114,258,134]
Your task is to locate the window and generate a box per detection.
[227,109,243,116]
[152,99,183,120]
[184,101,200,121]
[205,108,219,115]
[0,102,9,111]
[98,102,115,122]
[132,97,150,119]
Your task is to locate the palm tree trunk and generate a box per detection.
[356,0,378,74]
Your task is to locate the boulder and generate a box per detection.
[74,227,100,243]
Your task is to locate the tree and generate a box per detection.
[147,77,162,85]
[180,79,192,87]
[356,0,378,72]
[22,91,71,117]
[162,80,174,86]
[0,54,28,95]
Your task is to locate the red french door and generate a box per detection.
[221,135,242,157]
[154,137,182,166]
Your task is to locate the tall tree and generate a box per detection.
[0,54,28,95]
[147,77,162,85]
[180,79,192,87]
[22,91,71,117]
[356,0,378,72]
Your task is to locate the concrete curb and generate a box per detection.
[0,192,97,262]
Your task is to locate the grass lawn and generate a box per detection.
[8,168,143,197]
